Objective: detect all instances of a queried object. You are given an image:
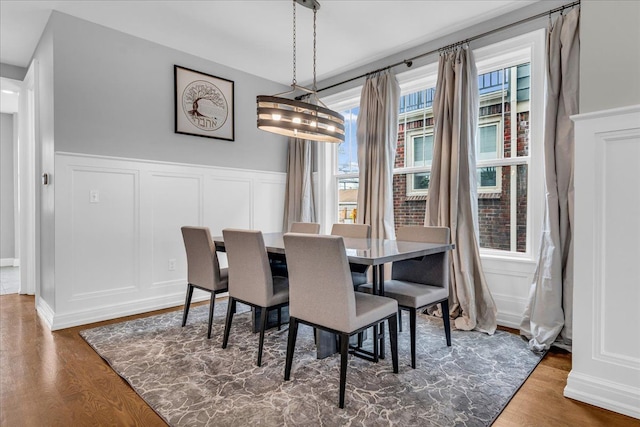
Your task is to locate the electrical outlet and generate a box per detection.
[90,190,100,203]
[168,259,176,271]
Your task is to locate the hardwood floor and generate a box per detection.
[1,294,638,426]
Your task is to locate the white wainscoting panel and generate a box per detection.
[69,167,139,299]
[53,153,286,330]
[204,175,252,234]
[565,105,640,419]
[254,179,287,232]
[149,173,201,288]
[481,256,536,329]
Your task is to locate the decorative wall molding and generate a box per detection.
[564,372,640,420]
[0,258,18,267]
[53,152,286,330]
[481,255,536,328]
[567,104,640,419]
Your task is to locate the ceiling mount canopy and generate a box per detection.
[257,0,345,143]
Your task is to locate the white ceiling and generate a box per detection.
[0,0,538,89]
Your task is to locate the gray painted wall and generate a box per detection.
[51,12,289,172]
[0,63,27,81]
[0,113,15,259]
[32,11,292,309]
[580,0,640,114]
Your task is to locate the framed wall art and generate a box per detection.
[174,65,234,141]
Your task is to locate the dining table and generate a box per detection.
[213,231,455,360]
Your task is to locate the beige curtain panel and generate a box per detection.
[425,45,497,334]
[521,7,580,352]
[283,138,316,231]
[356,70,400,240]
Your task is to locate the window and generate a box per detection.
[476,120,502,192]
[405,129,434,193]
[323,30,544,258]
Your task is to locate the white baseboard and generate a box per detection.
[496,311,522,330]
[49,292,212,331]
[36,298,55,330]
[565,371,640,420]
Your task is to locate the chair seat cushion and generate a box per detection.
[351,293,397,333]
[269,276,290,306]
[359,280,448,309]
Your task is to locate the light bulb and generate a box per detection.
[272,113,281,121]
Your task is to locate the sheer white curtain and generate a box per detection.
[425,45,497,334]
[356,70,400,240]
[283,138,316,231]
[521,7,580,352]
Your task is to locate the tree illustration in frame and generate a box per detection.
[174,65,234,140]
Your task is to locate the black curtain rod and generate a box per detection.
[316,0,580,94]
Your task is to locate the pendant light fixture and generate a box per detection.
[257,0,345,143]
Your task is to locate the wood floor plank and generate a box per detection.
[1,294,638,426]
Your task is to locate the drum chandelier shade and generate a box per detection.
[256,0,345,143]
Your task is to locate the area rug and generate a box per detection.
[80,300,543,427]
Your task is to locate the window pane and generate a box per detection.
[477,165,528,252]
[478,125,498,160]
[412,134,433,166]
[413,172,430,190]
[478,166,497,187]
[337,106,359,174]
[337,178,358,224]
[413,136,425,165]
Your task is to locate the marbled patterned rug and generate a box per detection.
[80,300,543,427]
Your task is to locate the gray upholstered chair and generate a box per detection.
[283,233,398,409]
[181,226,229,339]
[221,229,289,366]
[360,225,452,369]
[330,223,371,288]
[290,222,321,234]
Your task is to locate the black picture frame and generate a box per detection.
[174,65,235,141]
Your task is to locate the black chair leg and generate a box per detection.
[388,314,399,374]
[441,299,452,346]
[182,284,194,327]
[222,297,235,349]
[379,321,386,360]
[277,307,282,331]
[398,308,403,332]
[373,322,379,363]
[257,306,269,366]
[284,318,299,380]
[339,332,350,409]
[207,291,216,339]
[410,309,417,369]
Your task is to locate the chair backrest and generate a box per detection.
[290,222,321,234]
[392,226,450,288]
[181,226,226,291]
[330,223,370,239]
[222,229,273,306]
[284,233,357,332]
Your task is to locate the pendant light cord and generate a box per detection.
[292,0,297,86]
[312,6,317,92]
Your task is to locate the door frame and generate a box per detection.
[18,60,40,300]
